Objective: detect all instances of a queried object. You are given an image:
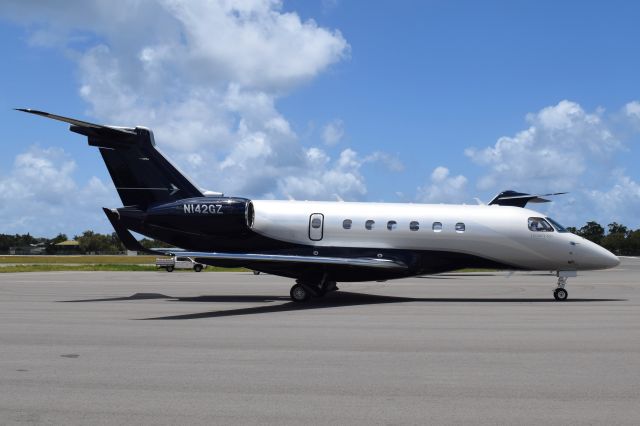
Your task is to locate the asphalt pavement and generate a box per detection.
[1,259,639,425]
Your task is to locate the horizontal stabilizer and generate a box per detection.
[488,190,567,208]
[16,108,135,139]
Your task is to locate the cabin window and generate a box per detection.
[343,219,352,230]
[410,221,420,231]
[365,220,375,230]
[528,217,554,232]
[432,222,443,232]
[311,218,322,229]
[387,220,397,230]
[455,222,466,233]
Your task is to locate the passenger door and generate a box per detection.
[308,213,324,241]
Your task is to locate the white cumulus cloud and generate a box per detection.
[278,148,368,201]
[0,0,404,235]
[465,100,620,192]
[0,146,118,236]
[463,99,640,227]
[624,101,640,121]
[584,171,640,224]
[416,166,468,203]
[624,101,640,133]
[322,119,345,146]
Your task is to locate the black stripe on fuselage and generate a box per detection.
[118,214,522,282]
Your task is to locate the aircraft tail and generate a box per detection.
[17,109,203,208]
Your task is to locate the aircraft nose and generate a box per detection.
[581,240,620,269]
[603,249,621,268]
[599,247,620,269]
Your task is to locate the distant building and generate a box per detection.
[9,243,46,255]
[52,240,81,254]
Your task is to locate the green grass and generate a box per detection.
[0,255,496,274]
[0,264,156,273]
[0,255,160,264]
[0,264,249,273]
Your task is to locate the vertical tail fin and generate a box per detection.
[17,109,203,208]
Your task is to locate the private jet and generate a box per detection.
[18,109,620,302]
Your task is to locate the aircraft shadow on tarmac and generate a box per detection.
[59,291,626,320]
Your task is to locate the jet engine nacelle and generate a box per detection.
[143,197,251,236]
[111,197,259,251]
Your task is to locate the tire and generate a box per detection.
[193,264,203,272]
[553,288,568,301]
[166,266,174,272]
[253,271,260,275]
[290,284,310,302]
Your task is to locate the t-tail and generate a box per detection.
[17,109,251,254]
[16,109,203,208]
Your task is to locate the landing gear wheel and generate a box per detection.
[290,284,310,302]
[554,288,568,301]
[193,264,203,272]
[166,266,174,272]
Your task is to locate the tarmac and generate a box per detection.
[1,258,639,425]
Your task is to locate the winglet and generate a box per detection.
[488,190,568,208]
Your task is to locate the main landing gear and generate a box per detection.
[290,284,310,302]
[553,271,576,301]
[289,276,338,302]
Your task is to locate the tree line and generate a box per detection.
[0,231,170,255]
[566,222,640,256]
[1,220,640,255]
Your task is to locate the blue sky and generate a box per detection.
[1,0,639,237]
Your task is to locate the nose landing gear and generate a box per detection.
[553,281,568,301]
[554,271,576,301]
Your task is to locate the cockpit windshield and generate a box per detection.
[528,217,554,232]
[546,217,569,233]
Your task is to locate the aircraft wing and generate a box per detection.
[160,251,408,269]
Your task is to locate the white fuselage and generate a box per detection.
[249,200,620,272]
